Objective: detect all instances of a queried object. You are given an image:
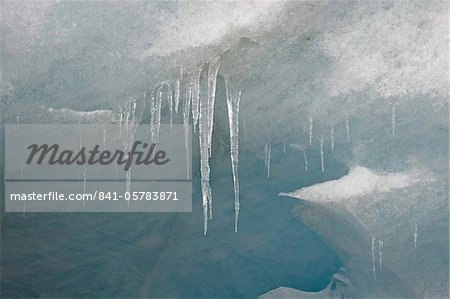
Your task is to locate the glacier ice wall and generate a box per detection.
[1,1,448,297]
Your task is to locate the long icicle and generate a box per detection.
[183,83,192,180]
[225,79,241,232]
[199,70,211,234]
[174,67,183,114]
[207,56,222,158]
[168,89,173,131]
[267,145,272,179]
[154,87,163,143]
[191,68,202,133]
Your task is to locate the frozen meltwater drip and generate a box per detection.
[226,88,241,232]
[150,87,163,143]
[191,68,202,133]
[168,89,174,131]
[371,237,377,280]
[174,67,183,114]
[207,56,222,158]
[118,107,123,135]
[183,83,192,180]
[411,221,418,248]
[345,115,350,143]
[83,166,87,206]
[378,237,383,271]
[320,133,325,172]
[16,114,20,124]
[117,99,141,197]
[330,123,335,151]
[199,72,212,234]
[303,151,308,171]
[125,169,131,201]
[264,144,268,167]
[267,145,272,179]
[308,116,313,147]
[283,143,286,154]
[391,105,396,137]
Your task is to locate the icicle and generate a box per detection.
[320,133,325,172]
[125,169,131,194]
[303,151,308,171]
[371,237,377,280]
[149,88,162,143]
[117,99,143,197]
[168,89,174,131]
[391,105,396,137]
[226,86,241,232]
[183,83,192,180]
[283,143,286,154]
[207,56,222,158]
[199,72,211,234]
[16,114,20,124]
[264,144,268,167]
[191,68,202,133]
[411,221,418,248]
[345,115,350,143]
[308,116,313,147]
[378,237,383,271]
[118,107,123,135]
[174,67,183,114]
[83,166,87,206]
[267,145,272,179]
[330,123,335,151]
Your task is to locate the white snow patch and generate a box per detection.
[280,166,432,203]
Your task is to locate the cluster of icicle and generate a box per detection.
[117,99,144,198]
[194,57,223,235]
[300,106,395,175]
[115,56,241,235]
[189,58,242,234]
